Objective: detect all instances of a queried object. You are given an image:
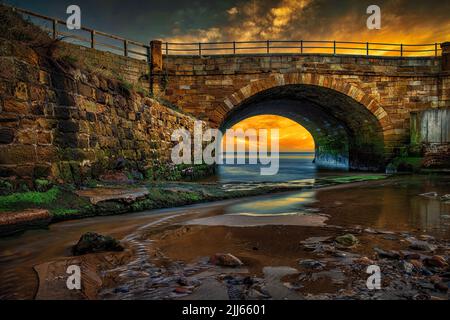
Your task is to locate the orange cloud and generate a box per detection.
[167,0,450,56]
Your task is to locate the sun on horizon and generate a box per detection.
[225,115,315,153]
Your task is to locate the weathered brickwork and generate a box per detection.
[160,53,450,164]
[0,39,197,182]
[55,42,150,93]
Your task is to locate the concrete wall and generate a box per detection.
[411,108,450,144]
[410,108,450,168]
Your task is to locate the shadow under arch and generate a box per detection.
[220,84,385,171]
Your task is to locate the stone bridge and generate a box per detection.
[151,42,450,170]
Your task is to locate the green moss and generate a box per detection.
[50,208,80,217]
[387,156,423,173]
[0,179,13,196]
[0,187,60,211]
[34,179,52,192]
[147,163,214,182]
[324,175,387,184]
[131,188,205,212]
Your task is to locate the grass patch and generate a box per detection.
[0,187,60,211]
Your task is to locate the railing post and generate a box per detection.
[233,41,236,54]
[435,43,438,57]
[333,41,336,55]
[267,40,270,54]
[124,40,128,57]
[199,43,202,56]
[366,42,369,56]
[52,19,57,40]
[400,44,403,57]
[146,46,151,64]
[300,40,303,54]
[150,40,163,95]
[90,30,95,49]
[165,42,168,55]
[441,42,450,71]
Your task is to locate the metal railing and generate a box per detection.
[9,6,150,61]
[164,40,442,57]
[7,5,443,59]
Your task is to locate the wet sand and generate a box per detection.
[1,175,450,300]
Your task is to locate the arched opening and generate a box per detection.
[220,84,385,172]
[219,115,316,183]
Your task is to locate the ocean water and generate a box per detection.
[217,152,317,183]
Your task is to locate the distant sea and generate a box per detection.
[217,152,316,183]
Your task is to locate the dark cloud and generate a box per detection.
[3,0,450,44]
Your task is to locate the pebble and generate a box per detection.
[374,247,400,259]
[355,257,374,265]
[299,259,325,270]
[409,259,423,270]
[419,192,438,198]
[174,287,192,294]
[408,240,437,252]
[399,261,414,274]
[210,253,244,267]
[424,255,448,268]
[335,234,359,247]
[434,282,449,292]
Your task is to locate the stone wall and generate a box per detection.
[158,53,450,164]
[0,39,198,184]
[55,42,150,93]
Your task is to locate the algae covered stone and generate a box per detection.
[72,232,124,255]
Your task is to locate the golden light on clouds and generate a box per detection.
[167,0,450,56]
[224,115,315,152]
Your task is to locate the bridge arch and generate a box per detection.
[220,74,390,171]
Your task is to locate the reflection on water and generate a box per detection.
[317,176,450,237]
[226,190,316,216]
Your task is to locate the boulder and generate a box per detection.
[72,232,124,256]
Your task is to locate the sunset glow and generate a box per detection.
[227,115,315,152]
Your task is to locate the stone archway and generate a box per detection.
[220,79,389,171]
[223,73,391,127]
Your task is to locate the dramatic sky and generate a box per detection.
[5,0,449,152]
[5,0,450,44]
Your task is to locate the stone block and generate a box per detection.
[14,82,28,101]
[0,128,15,144]
[0,145,36,164]
[3,99,29,114]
